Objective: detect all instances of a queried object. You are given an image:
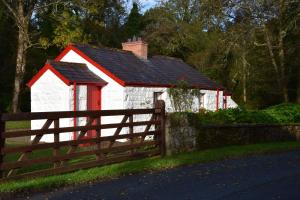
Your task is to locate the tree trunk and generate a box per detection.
[11,2,28,112]
[279,33,289,102]
[12,30,27,112]
[242,49,247,103]
[278,0,289,102]
[264,26,289,102]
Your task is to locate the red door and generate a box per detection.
[87,85,101,138]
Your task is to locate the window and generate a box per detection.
[153,92,163,106]
[199,93,205,109]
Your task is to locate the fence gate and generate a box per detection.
[0,101,166,180]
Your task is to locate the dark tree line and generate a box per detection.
[0,0,299,112]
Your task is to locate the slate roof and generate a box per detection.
[71,44,223,90]
[48,60,107,85]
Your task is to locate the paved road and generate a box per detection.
[29,151,300,200]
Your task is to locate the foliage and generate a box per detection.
[1,141,300,193]
[167,80,200,112]
[122,2,144,40]
[52,10,90,48]
[263,103,300,123]
[170,103,300,127]
[142,0,300,108]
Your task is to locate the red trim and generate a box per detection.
[73,82,77,140]
[55,45,73,61]
[216,89,220,111]
[55,44,126,86]
[27,64,70,87]
[100,87,102,110]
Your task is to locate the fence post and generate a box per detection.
[53,119,60,168]
[129,114,134,155]
[155,100,166,156]
[0,112,5,178]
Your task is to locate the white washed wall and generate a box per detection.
[69,85,88,139]
[123,87,225,134]
[202,90,224,111]
[124,87,223,112]
[60,50,124,137]
[31,70,72,142]
[226,96,238,108]
[123,87,169,137]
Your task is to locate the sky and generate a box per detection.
[126,0,158,13]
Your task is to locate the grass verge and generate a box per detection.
[6,121,30,131]
[1,141,300,193]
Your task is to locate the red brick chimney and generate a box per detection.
[122,36,148,60]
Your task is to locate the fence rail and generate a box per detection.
[0,100,166,180]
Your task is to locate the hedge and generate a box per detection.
[178,103,300,127]
[169,103,300,149]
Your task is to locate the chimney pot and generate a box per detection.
[122,37,148,60]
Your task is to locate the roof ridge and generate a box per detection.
[46,59,87,67]
[151,55,183,62]
[72,43,134,54]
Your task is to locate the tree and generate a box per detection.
[0,2,17,112]
[142,0,205,58]
[254,0,300,102]
[123,2,143,39]
[1,0,64,112]
[38,0,126,48]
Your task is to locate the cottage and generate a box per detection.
[27,38,237,142]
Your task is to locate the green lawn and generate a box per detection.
[5,121,30,131]
[3,144,97,175]
[1,141,300,193]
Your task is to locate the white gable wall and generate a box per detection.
[226,96,238,108]
[59,50,124,136]
[31,70,72,142]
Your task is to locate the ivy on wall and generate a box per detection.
[168,80,200,112]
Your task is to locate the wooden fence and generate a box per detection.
[0,100,166,180]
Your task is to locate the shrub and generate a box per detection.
[181,103,300,126]
[263,103,300,123]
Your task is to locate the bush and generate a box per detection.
[178,103,300,127]
[263,103,300,123]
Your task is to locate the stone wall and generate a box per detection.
[165,114,198,155]
[197,124,300,149]
[165,114,300,155]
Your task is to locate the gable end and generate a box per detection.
[27,64,70,88]
[55,44,126,86]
